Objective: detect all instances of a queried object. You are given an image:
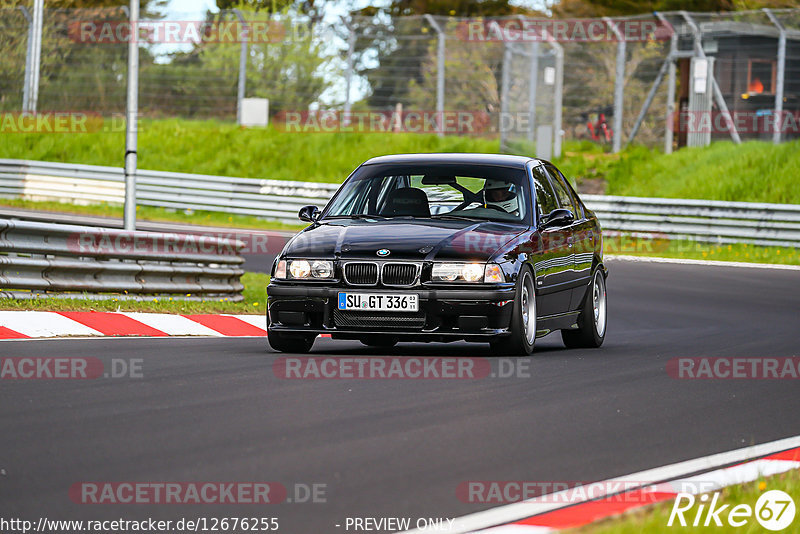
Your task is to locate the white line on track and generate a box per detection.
[606,255,800,271]
[397,434,800,534]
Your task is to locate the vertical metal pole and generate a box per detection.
[124,0,139,231]
[424,14,445,136]
[29,0,44,113]
[764,9,785,145]
[19,6,33,112]
[551,37,564,158]
[656,12,677,154]
[527,41,540,143]
[500,43,512,151]
[343,19,356,123]
[604,17,625,153]
[233,9,248,125]
[681,11,741,144]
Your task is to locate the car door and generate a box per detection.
[544,164,593,312]
[529,164,573,316]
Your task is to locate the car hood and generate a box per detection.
[282,219,526,262]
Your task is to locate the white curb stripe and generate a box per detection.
[229,314,267,330]
[0,311,102,337]
[398,435,800,534]
[606,255,800,271]
[120,313,224,337]
[478,526,553,533]
[669,459,800,495]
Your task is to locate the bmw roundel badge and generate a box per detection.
[377,249,391,257]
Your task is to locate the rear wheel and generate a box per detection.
[490,268,536,356]
[561,268,606,348]
[267,330,315,353]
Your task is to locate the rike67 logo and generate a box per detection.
[668,489,796,531]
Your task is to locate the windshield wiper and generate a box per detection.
[432,214,484,222]
[348,214,388,220]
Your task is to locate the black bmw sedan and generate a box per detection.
[267,153,607,355]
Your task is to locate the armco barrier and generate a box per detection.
[0,219,245,300]
[1,159,799,248]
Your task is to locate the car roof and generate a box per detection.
[362,153,542,169]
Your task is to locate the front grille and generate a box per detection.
[344,262,378,286]
[333,309,426,330]
[382,263,420,286]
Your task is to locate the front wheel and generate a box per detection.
[562,268,607,348]
[267,330,315,353]
[490,268,536,356]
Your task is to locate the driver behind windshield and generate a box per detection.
[483,179,520,216]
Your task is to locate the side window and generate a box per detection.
[531,166,558,221]
[545,165,576,215]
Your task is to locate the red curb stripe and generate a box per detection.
[514,489,677,530]
[763,447,800,462]
[183,315,267,336]
[57,312,168,337]
[0,326,29,339]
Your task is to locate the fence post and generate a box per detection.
[552,37,564,158]
[424,14,445,136]
[124,0,140,231]
[233,9,248,125]
[18,6,33,112]
[764,8,786,145]
[500,43,512,151]
[660,12,677,154]
[25,0,44,113]
[528,41,540,143]
[343,18,356,124]
[604,17,625,154]
[681,11,741,145]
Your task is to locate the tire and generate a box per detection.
[267,330,315,353]
[360,335,398,348]
[561,268,607,349]
[490,267,536,356]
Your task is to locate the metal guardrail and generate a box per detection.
[0,218,245,301]
[582,194,800,248]
[1,159,799,248]
[0,158,339,222]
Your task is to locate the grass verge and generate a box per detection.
[573,468,800,533]
[556,139,800,205]
[0,118,500,183]
[0,272,270,315]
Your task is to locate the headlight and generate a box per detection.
[278,259,335,280]
[432,263,503,283]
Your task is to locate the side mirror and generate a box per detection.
[298,205,320,223]
[541,208,574,229]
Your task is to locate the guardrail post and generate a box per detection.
[424,14,445,137]
[124,0,140,231]
[764,9,786,145]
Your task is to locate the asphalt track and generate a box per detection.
[1,259,800,533]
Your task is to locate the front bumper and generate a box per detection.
[267,284,516,340]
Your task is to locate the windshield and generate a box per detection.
[323,164,531,224]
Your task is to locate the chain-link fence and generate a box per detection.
[1,7,799,155]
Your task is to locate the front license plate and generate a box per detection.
[338,293,419,312]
